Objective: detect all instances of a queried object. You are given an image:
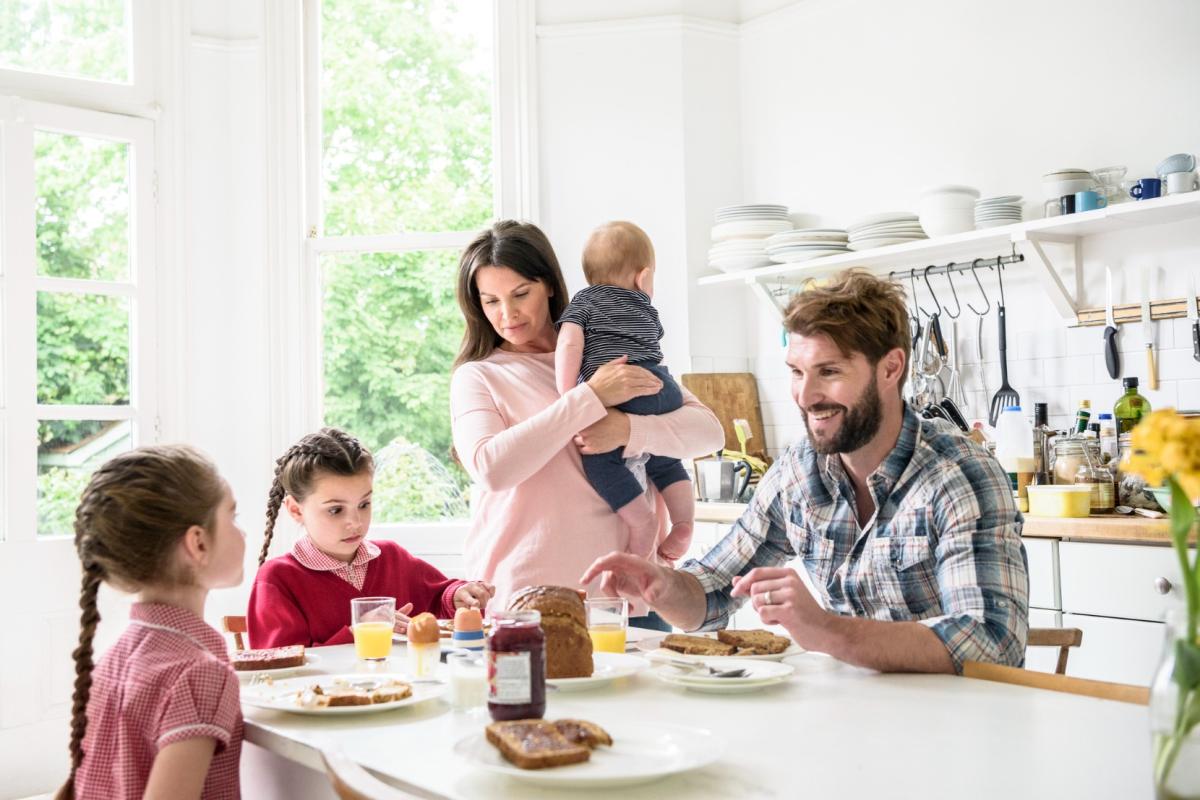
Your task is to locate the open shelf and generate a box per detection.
[699,191,1200,321]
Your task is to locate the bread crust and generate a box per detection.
[485,720,591,769]
[232,645,306,671]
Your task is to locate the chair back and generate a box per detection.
[1027,626,1083,675]
[222,615,248,651]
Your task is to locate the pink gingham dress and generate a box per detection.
[74,602,242,799]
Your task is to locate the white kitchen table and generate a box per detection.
[241,642,1152,799]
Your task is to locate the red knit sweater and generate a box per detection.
[247,539,465,648]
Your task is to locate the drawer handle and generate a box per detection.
[1155,577,1173,595]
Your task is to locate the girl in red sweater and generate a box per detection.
[247,427,493,648]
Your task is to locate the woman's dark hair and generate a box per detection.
[453,220,569,368]
[259,427,374,566]
[59,445,224,800]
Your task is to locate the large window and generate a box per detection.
[310,0,497,523]
[0,3,157,541]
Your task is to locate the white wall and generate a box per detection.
[736,0,1200,455]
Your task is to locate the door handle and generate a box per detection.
[1154,576,1173,595]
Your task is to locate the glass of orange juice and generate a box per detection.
[585,597,628,654]
[351,597,395,661]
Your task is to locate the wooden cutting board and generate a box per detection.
[680,372,770,464]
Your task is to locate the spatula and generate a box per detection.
[988,270,1019,426]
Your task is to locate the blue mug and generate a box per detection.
[1130,178,1162,200]
[1075,190,1107,212]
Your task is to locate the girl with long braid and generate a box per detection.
[59,445,245,800]
[246,427,494,648]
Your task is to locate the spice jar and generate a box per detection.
[1075,460,1116,514]
[486,610,545,721]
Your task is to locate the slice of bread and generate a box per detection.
[716,629,791,655]
[661,633,736,657]
[369,680,412,703]
[485,720,591,770]
[553,719,613,749]
[232,644,306,671]
[309,685,373,707]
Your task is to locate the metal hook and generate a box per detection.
[965,258,992,316]
[996,257,1007,306]
[940,263,962,319]
[922,265,943,316]
[909,269,932,318]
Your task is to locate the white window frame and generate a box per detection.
[0,97,158,542]
[264,0,538,538]
[0,0,159,117]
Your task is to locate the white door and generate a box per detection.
[0,99,157,798]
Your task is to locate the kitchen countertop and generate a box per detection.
[696,503,1192,546]
[242,643,1152,799]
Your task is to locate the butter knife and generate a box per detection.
[1190,276,1200,363]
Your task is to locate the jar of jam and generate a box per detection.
[486,610,545,721]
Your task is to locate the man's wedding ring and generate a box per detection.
[764,590,773,606]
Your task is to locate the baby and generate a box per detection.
[555,221,694,561]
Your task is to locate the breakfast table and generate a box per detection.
[240,633,1153,799]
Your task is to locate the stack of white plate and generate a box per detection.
[846,212,927,251]
[711,204,793,243]
[708,239,771,272]
[974,195,1023,229]
[763,228,850,263]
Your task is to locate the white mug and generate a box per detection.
[1166,171,1199,194]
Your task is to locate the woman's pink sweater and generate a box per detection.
[451,350,724,612]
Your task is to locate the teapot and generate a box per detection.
[694,456,752,503]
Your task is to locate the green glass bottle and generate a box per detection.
[1113,376,1151,434]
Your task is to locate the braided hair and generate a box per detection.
[58,445,224,799]
[259,427,374,566]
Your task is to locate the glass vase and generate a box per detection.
[1151,608,1200,799]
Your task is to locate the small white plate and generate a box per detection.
[547,652,648,692]
[239,673,444,715]
[781,652,849,675]
[234,652,321,682]
[651,658,794,694]
[454,722,723,788]
[636,632,802,662]
[847,237,926,250]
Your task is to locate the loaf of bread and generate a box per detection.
[486,718,613,770]
[716,629,791,655]
[300,678,412,707]
[507,586,593,679]
[232,644,305,671]
[661,633,736,657]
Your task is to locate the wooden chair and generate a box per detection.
[321,748,450,800]
[222,615,248,651]
[1027,626,1083,675]
[962,660,1149,705]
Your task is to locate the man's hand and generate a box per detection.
[574,409,631,455]
[579,552,673,605]
[731,567,827,644]
[454,581,496,610]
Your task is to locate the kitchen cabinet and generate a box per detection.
[1061,613,1165,686]
[1059,541,1188,622]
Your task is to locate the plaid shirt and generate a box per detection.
[76,603,242,799]
[292,536,381,590]
[680,405,1029,671]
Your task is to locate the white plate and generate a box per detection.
[454,722,723,788]
[847,211,918,229]
[547,652,648,691]
[847,236,926,250]
[239,673,445,715]
[636,633,802,662]
[781,652,849,675]
[651,658,794,694]
[235,652,322,682]
[769,250,850,263]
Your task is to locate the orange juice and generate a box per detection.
[352,621,394,660]
[588,624,626,653]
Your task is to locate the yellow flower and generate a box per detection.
[1129,409,1200,503]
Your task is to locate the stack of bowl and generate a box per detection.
[1041,169,1095,201]
[916,185,980,237]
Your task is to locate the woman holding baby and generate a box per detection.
[449,220,722,629]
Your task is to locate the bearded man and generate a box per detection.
[580,270,1028,673]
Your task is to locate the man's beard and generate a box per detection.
[801,374,884,455]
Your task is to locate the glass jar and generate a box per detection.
[486,610,545,721]
[1150,608,1200,798]
[1051,436,1099,485]
[1074,461,1115,514]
